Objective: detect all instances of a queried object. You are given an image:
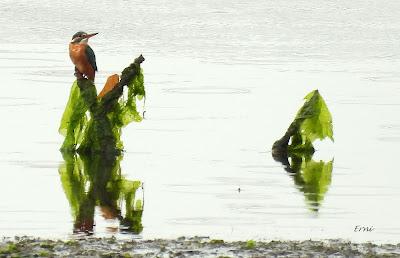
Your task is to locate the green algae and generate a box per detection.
[0,243,17,254]
[38,250,50,257]
[295,90,333,144]
[210,239,224,244]
[272,90,333,155]
[245,240,256,249]
[59,57,145,154]
[58,81,90,151]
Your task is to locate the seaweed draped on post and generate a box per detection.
[59,55,145,154]
[272,90,333,156]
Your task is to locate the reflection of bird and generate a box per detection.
[69,31,98,81]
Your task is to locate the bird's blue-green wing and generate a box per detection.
[85,45,97,71]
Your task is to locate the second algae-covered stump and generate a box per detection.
[272,90,333,156]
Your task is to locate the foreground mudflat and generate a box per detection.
[1,237,399,257]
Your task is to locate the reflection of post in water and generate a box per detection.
[59,151,144,234]
[273,152,333,212]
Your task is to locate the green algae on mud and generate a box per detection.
[1,237,399,257]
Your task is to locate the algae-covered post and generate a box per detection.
[59,55,145,154]
[272,90,334,212]
[272,90,333,156]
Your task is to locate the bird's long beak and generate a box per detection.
[84,33,98,39]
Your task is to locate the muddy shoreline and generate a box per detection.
[1,236,399,257]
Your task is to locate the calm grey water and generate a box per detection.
[0,0,399,243]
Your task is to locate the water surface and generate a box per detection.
[0,0,399,243]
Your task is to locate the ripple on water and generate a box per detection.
[163,87,250,95]
[378,123,400,142]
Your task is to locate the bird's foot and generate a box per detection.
[74,71,84,79]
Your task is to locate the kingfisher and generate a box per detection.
[69,31,98,81]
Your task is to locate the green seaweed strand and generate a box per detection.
[59,81,89,151]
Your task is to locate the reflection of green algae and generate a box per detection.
[120,179,143,233]
[293,158,333,212]
[273,152,333,212]
[59,151,144,234]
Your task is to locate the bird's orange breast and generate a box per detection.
[69,43,95,80]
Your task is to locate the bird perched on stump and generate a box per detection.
[69,31,98,81]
